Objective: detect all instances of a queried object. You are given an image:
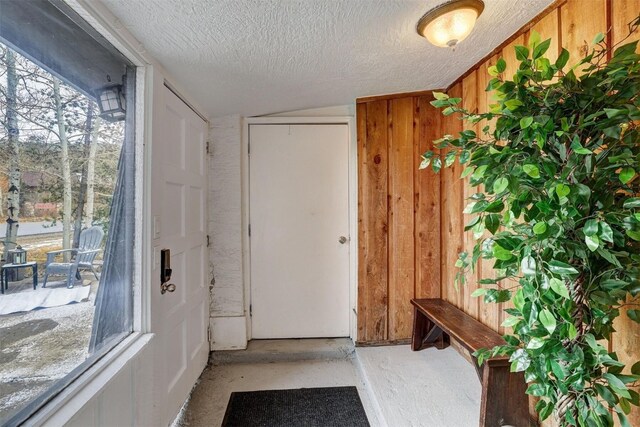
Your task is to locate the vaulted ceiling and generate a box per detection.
[100,0,554,118]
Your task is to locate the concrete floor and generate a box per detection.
[176,339,481,427]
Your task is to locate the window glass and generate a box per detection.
[0,1,135,424]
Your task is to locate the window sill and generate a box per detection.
[26,332,155,427]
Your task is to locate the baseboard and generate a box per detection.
[210,316,247,351]
[355,339,411,347]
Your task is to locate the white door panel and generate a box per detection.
[250,124,350,339]
[152,86,209,425]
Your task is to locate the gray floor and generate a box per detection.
[175,339,481,427]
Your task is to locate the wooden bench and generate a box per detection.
[411,299,530,427]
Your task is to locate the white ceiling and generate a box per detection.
[100,0,553,118]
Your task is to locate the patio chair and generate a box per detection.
[43,226,104,289]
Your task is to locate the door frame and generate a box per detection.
[242,116,357,341]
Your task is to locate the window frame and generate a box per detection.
[2,0,154,424]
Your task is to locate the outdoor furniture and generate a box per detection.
[0,261,37,294]
[43,226,104,289]
[411,298,530,427]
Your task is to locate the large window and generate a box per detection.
[0,1,136,425]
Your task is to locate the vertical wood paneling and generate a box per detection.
[357,17,640,422]
[476,56,501,332]
[499,35,526,336]
[441,84,464,310]
[357,102,367,341]
[388,97,416,340]
[561,0,607,70]
[461,71,480,320]
[611,3,640,425]
[357,100,389,342]
[357,92,443,343]
[528,7,560,60]
[414,96,441,299]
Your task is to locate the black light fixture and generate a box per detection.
[96,75,126,122]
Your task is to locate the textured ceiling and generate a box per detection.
[99,0,554,118]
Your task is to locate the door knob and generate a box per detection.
[339,236,348,244]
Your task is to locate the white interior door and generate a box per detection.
[249,124,350,339]
[152,85,209,424]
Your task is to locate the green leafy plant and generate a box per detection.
[422,22,640,427]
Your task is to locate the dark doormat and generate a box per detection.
[221,386,371,427]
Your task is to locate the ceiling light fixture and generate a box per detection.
[416,0,485,49]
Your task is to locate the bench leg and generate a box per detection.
[480,361,529,427]
[411,307,450,351]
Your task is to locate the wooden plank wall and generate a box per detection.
[357,0,640,423]
[357,93,442,344]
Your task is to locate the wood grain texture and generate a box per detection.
[561,0,607,71]
[611,3,640,425]
[441,83,464,310]
[461,71,480,320]
[357,100,389,342]
[475,56,501,332]
[388,97,416,340]
[528,7,560,61]
[414,96,441,299]
[499,35,526,336]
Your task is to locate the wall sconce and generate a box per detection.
[417,0,484,49]
[96,77,126,122]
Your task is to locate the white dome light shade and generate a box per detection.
[417,0,485,48]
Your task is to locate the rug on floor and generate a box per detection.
[221,386,370,427]
[0,285,91,315]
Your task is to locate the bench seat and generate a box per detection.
[411,298,530,427]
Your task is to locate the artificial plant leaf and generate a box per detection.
[549,278,570,299]
[521,255,537,277]
[493,177,509,193]
[514,45,529,61]
[461,166,474,178]
[520,116,534,129]
[502,316,520,327]
[586,234,600,252]
[485,214,500,234]
[629,310,640,323]
[593,32,605,44]
[626,230,640,241]
[548,260,579,275]
[533,222,547,235]
[539,309,557,334]
[583,219,598,236]
[599,222,614,243]
[555,48,570,69]
[619,167,636,184]
[555,184,571,198]
[472,165,488,180]
[533,38,551,59]
[471,288,487,298]
[523,164,540,178]
[432,157,442,173]
[432,91,448,100]
[493,244,513,261]
[623,198,640,209]
[510,348,530,372]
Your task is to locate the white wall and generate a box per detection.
[208,115,248,350]
[208,105,355,350]
[265,104,354,117]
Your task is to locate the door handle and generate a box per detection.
[338,236,348,244]
[160,248,176,294]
